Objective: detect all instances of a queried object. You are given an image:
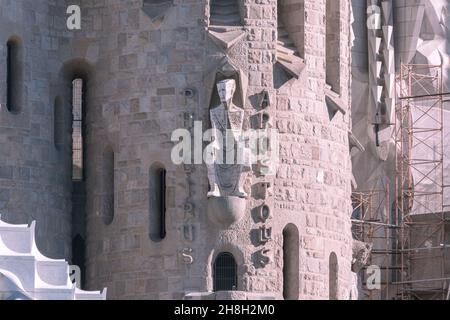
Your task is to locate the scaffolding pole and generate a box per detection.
[394,63,448,300]
[351,183,393,300]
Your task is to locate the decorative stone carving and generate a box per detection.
[207,196,247,226]
[208,29,246,51]
[184,202,195,219]
[205,57,248,110]
[325,85,346,120]
[255,248,272,268]
[367,0,395,159]
[181,224,194,242]
[258,90,272,109]
[180,248,194,265]
[257,226,272,244]
[206,79,251,199]
[255,182,273,200]
[183,112,194,129]
[206,79,251,227]
[256,204,272,223]
[257,160,271,177]
[257,112,272,129]
[351,240,373,273]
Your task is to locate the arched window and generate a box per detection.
[149,164,167,242]
[72,78,84,181]
[54,96,64,148]
[101,146,115,225]
[329,252,338,300]
[209,0,242,27]
[326,0,341,94]
[283,224,299,300]
[6,37,23,113]
[214,252,238,291]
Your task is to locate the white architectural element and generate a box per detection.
[394,0,450,88]
[207,79,250,198]
[0,216,106,300]
[395,1,449,65]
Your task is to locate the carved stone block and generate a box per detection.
[180,248,194,265]
[257,226,272,244]
[255,248,272,268]
[181,224,194,242]
[256,203,271,223]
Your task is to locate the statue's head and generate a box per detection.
[217,79,236,106]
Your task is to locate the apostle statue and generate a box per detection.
[206,79,250,198]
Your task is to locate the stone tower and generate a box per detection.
[0,0,75,260]
[0,0,355,300]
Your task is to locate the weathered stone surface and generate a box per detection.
[0,0,355,300]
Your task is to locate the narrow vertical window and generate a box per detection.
[214,252,237,291]
[54,96,63,148]
[326,0,341,94]
[149,164,167,242]
[72,79,83,181]
[277,0,305,58]
[329,252,339,300]
[283,224,300,300]
[102,146,115,225]
[6,37,23,113]
[159,168,166,239]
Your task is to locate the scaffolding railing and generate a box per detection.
[351,183,395,300]
[394,63,449,300]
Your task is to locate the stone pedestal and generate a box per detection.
[207,197,246,227]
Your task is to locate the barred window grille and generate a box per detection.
[213,252,237,291]
[72,79,83,181]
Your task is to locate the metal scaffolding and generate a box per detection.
[352,63,450,300]
[351,184,396,300]
[393,63,449,300]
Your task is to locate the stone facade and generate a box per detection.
[0,0,355,300]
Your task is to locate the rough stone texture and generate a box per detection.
[0,0,354,300]
[0,0,75,260]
